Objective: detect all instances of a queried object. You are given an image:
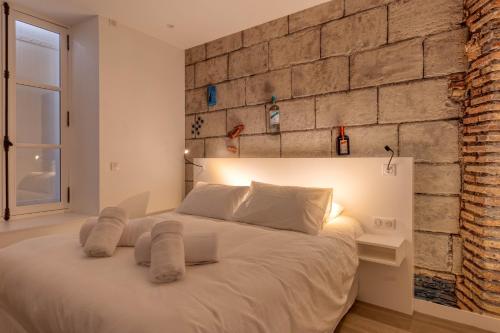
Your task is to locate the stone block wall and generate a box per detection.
[185,0,469,308]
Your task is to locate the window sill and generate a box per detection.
[0,211,90,234]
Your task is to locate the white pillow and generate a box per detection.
[176,182,249,220]
[232,181,333,235]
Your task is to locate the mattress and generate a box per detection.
[0,212,359,333]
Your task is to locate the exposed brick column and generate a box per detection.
[458,0,500,316]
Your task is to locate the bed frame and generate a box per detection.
[193,157,414,315]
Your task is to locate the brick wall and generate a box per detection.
[185,0,468,308]
[458,0,500,317]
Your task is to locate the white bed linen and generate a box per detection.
[0,212,359,333]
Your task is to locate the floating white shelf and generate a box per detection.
[356,234,406,267]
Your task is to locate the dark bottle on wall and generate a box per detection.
[336,126,350,156]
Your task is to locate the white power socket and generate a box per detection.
[373,217,397,230]
[383,163,397,176]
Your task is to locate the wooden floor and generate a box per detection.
[335,301,492,333]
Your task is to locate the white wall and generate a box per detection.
[98,18,184,217]
[69,16,100,215]
[69,16,185,217]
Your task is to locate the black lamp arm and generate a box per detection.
[184,157,203,168]
[384,145,394,171]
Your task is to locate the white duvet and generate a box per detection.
[0,213,359,333]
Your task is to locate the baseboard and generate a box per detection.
[414,299,500,332]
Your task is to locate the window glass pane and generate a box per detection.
[16,85,60,144]
[16,21,60,87]
[16,148,61,206]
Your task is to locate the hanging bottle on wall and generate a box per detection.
[336,126,350,156]
[268,96,280,134]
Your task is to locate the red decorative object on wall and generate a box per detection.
[226,124,245,153]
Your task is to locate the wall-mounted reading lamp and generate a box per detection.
[384,145,394,171]
[184,149,203,168]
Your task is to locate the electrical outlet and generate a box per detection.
[383,164,397,176]
[373,217,397,230]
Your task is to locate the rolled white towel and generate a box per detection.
[79,217,97,246]
[135,232,152,266]
[80,217,158,247]
[150,221,185,283]
[84,207,128,257]
[135,232,219,266]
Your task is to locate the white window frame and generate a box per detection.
[6,9,69,216]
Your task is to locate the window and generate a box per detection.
[4,10,68,217]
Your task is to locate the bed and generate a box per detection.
[0,211,360,333]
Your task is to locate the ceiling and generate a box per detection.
[9,0,330,49]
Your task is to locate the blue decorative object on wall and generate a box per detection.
[207,85,217,107]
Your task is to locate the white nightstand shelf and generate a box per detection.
[356,234,406,267]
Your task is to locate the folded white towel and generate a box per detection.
[185,232,219,264]
[79,217,97,246]
[80,217,157,247]
[149,221,185,283]
[135,232,152,266]
[84,207,128,257]
[135,232,219,266]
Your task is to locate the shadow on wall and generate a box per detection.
[117,192,150,219]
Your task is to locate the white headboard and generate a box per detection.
[193,157,414,314]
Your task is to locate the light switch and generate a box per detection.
[110,162,120,171]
